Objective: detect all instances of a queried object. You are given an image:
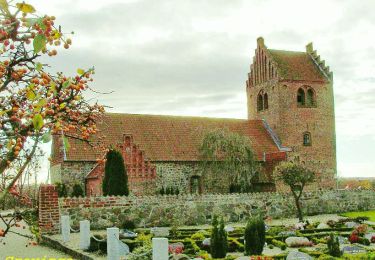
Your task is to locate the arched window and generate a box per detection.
[297,88,305,106]
[264,93,269,109]
[303,132,312,146]
[306,88,315,107]
[190,176,201,194]
[257,94,263,111]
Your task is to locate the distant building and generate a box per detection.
[50,37,336,196]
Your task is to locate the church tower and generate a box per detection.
[246,37,336,188]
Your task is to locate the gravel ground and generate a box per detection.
[0,218,74,259]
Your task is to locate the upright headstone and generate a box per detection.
[107,227,119,260]
[79,220,90,250]
[152,238,168,260]
[61,215,70,243]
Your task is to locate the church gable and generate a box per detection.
[247,37,331,87]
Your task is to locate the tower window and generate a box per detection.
[264,93,269,109]
[257,93,263,111]
[303,132,312,146]
[297,88,305,106]
[306,88,315,107]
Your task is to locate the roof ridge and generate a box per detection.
[104,112,249,121]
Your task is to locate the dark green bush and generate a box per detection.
[327,233,342,257]
[210,215,227,258]
[121,219,136,230]
[55,182,68,197]
[71,183,84,197]
[244,217,266,255]
[102,149,129,196]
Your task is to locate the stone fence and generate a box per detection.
[38,184,375,234]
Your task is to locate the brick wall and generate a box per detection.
[38,185,60,234]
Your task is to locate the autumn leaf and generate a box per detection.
[52,30,61,39]
[32,114,44,131]
[77,68,84,75]
[35,62,43,71]
[26,90,36,101]
[0,0,10,14]
[16,2,36,13]
[33,34,46,53]
[62,80,71,89]
[59,103,66,109]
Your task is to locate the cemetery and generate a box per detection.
[35,185,375,259]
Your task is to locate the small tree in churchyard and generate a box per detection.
[274,157,315,222]
[244,217,266,255]
[199,129,258,192]
[210,215,227,258]
[102,149,129,196]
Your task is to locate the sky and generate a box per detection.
[26,0,375,182]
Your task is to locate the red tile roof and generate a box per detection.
[64,113,280,162]
[268,49,326,82]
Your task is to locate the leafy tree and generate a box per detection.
[244,217,265,255]
[55,182,68,197]
[273,158,315,222]
[102,149,129,196]
[327,233,342,257]
[0,0,104,205]
[210,215,227,258]
[198,129,258,192]
[71,183,84,197]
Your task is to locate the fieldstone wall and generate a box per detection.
[58,190,375,230]
[154,162,198,194]
[59,161,96,192]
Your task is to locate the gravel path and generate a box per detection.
[0,218,73,259]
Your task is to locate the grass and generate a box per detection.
[341,210,375,221]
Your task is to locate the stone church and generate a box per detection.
[50,37,336,196]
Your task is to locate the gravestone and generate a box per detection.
[61,215,70,243]
[285,236,310,247]
[151,227,169,237]
[118,240,130,257]
[152,238,168,260]
[107,227,119,260]
[79,220,90,250]
[224,225,234,232]
[342,245,366,254]
[345,222,359,228]
[337,236,347,245]
[286,250,313,260]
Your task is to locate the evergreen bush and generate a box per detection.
[327,233,342,257]
[210,215,227,258]
[55,182,68,197]
[102,149,129,196]
[244,217,266,255]
[71,183,84,197]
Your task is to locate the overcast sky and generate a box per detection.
[29,0,375,182]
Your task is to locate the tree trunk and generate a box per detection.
[292,192,304,222]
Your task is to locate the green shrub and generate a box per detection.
[227,237,244,252]
[71,183,84,197]
[55,182,68,197]
[358,237,370,246]
[244,217,266,255]
[191,231,206,241]
[102,149,129,196]
[271,239,287,250]
[327,233,342,257]
[210,215,227,258]
[121,219,136,230]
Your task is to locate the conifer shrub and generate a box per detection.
[244,217,266,255]
[210,215,228,258]
[102,149,129,196]
[327,233,342,257]
[71,183,84,197]
[55,182,68,197]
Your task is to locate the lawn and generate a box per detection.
[341,210,375,221]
